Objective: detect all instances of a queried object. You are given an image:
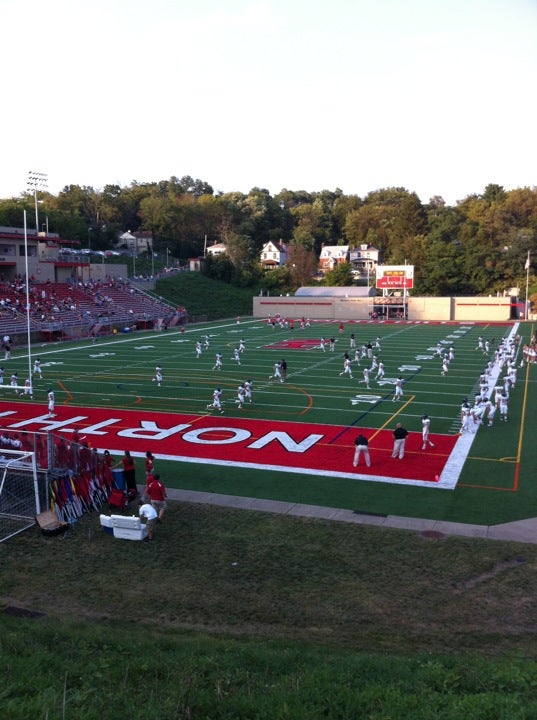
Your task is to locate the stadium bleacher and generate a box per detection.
[0,280,186,342]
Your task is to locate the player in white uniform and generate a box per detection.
[478,373,489,400]
[0,367,4,384]
[471,401,485,430]
[153,365,163,386]
[23,377,33,397]
[499,391,509,422]
[33,358,43,378]
[361,367,370,389]
[204,335,210,349]
[339,358,353,379]
[375,361,385,380]
[269,361,283,383]
[10,372,18,394]
[393,376,404,401]
[239,338,246,353]
[235,384,246,408]
[207,387,224,414]
[244,379,253,404]
[212,353,223,371]
[421,415,435,450]
[494,385,504,409]
[441,355,449,376]
[47,388,56,417]
[195,341,202,358]
[507,365,517,389]
[339,353,353,380]
[459,402,470,434]
[319,338,326,352]
[484,398,496,427]
[353,348,361,365]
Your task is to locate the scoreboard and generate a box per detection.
[375,265,414,290]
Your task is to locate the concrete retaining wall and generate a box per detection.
[252,295,513,322]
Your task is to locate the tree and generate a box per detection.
[332,194,363,239]
[286,242,318,288]
[204,253,233,283]
[324,262,354,286]
[291,202,325,251]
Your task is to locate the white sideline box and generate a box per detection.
[100,514,147,541]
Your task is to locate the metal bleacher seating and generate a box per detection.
[0,281,184,342]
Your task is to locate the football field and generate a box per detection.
[3,317,536,526]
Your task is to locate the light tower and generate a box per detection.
[27,171,48,232]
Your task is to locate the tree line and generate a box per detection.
[0,177,535,297]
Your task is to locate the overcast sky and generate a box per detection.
[1,0,536,205]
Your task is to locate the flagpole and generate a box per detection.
[524,251,531,321]
[23,211,33,395]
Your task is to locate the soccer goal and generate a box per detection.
[0,449,40,543]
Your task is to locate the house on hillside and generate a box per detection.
[348,243,380,280]
[319,245,349,273]
[116,231,153,255]
[206,242,228,257]
[260,240,287,270]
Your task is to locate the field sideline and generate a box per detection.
[2,317,536,527]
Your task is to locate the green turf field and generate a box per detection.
[4,318,536,526]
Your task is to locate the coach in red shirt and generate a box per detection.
[146,473,167,522]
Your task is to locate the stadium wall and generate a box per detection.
[252,295,512,322]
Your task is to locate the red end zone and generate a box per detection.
[0,403,459,489]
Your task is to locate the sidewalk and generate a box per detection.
[165,487,537,545]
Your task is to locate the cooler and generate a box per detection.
[111,468,125,490]
[99,514,114,535]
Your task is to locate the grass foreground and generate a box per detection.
[2,285,537,717]
[1,501,537,718]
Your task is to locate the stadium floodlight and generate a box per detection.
[27,171,48,232]
[23,212,34,397]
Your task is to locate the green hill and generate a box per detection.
[154,272,256,320]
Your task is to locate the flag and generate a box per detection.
[525,252,530,272]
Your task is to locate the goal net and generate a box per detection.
[0,450,40,543]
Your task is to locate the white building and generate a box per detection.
[206,243,228,257]
[348,244,380,279]
[260,240,287,270]
[116,231,153,255]
[319,245,349,273]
